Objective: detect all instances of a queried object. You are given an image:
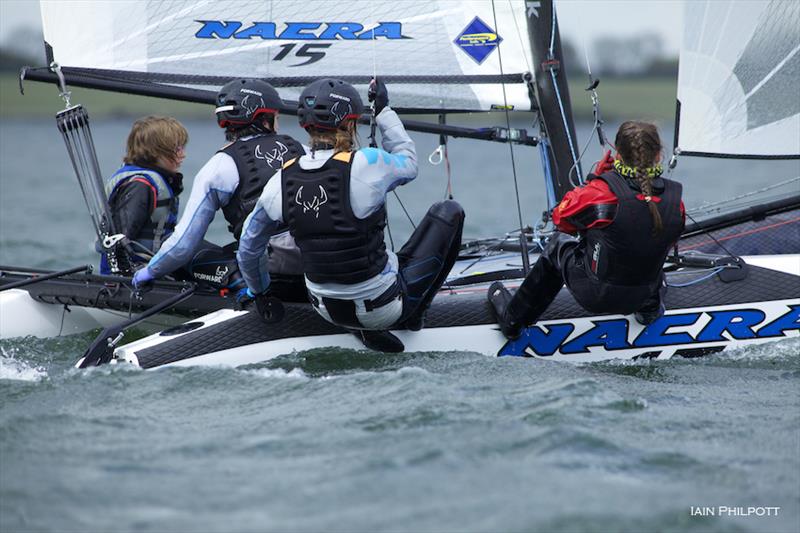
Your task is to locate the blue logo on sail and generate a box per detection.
[454,17,503,64]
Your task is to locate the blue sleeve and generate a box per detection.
[237,204,280,294]
[349,107,418,218]
[145,154,236,278]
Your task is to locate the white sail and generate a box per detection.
[40,0,535,112]
[676,0,800,158]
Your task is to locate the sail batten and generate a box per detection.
[40,0,536,113]
[676,0,800,159]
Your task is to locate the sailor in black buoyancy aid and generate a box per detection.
[488,121,686,339]
[100,116,188,275]
[237,78,465,350]
[132,79,305,296]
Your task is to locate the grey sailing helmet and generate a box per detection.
[215,79,282,130]
[297,78,363,131]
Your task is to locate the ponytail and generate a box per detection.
[307,120,358,155]
[636,173,663,235]
[614,121,664,236]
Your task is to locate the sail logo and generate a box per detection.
[454,17,503,65]
[498,304,800,358]
[195,21,410,40]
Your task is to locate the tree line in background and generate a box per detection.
[1,27,678,78]
[561,34,678,78]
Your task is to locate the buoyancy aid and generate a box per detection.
[219,133,304,240]
[105,164,178,251]
[583,171,683,286]
[282,151,389,285]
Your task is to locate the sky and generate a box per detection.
[0,0,684,56]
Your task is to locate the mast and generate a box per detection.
[525,0,583,205]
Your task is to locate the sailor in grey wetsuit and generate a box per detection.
[132,79,304,292]
[238,79,464,347]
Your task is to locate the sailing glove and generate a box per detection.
[234,287,256,310]
[368,77,389,115]
[255,292,285,324]
[593,150,615,176]
[132,266,154,289]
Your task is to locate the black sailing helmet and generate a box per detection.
[215,78,283,130]
[297,78,364,131]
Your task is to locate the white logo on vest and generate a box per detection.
[295,185,328,218]
[254,141,288,170]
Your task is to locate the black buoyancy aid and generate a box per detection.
[105,165,178,250]
[584,171,683,286]
[282,151,389,285]
[220,133,304,240]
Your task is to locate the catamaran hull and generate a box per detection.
[0,288,133,338]
[108,261,800,368]
[110,300,799,368]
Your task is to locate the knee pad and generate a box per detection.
[427,200,465,226]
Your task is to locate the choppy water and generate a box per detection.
[1,118,799,532]
[2,338,799,532]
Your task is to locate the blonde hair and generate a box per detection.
[124,116,188,167]
[307,120,358,153]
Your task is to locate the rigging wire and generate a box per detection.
[564,7,611,186]
[492,0,530,274]
[428,111,454,200]
[546,4,582,185]
[367,15,416,242]
[687,175,800,214]
[682,210,740,259]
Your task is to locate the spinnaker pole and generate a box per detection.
[525,0,583,206]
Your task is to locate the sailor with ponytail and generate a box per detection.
[237,78,465,351]
[489,121,686,340]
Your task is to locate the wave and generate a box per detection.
[0,346,47,382]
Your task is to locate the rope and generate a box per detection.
[667,267,725,288]
[492,1,529,273]
[392,191,416,230]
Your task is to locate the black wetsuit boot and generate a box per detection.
[488,234,573,339]
[349,329,405,353]
[488,257,564,339]
[634,275,667,325]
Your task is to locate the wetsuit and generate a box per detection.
[493,170,685,337]
[238,107,464,330]
[137,133,304,288]
[100,164,183,275]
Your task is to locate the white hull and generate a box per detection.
[113,298,800,368]
[0,288,180,340]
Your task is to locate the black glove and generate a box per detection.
[368,77,389,116]
[255,292,285,324]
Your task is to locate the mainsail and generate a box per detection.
[39,0,535,113]
[675,0,800,158]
